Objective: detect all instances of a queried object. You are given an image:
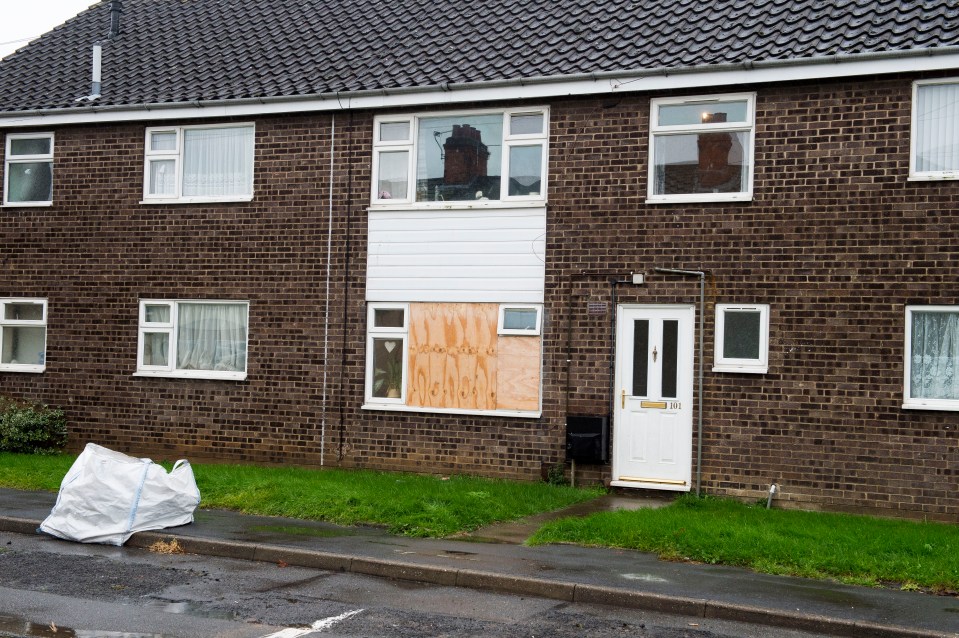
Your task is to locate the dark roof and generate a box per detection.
[1,0,958,113]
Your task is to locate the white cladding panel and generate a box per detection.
[367,207,546,303]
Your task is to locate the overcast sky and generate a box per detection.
[0,1,98,60]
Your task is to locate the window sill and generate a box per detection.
[712,365,767,374]
[902,400,959,412]
[0,366,45,373]
[907,174,959,182]
[369,200,547,212]
[133,370,247,381]
[2,202,53,208]
[139,195,254,205]
[362,403,541,419]
[645,193,752,205]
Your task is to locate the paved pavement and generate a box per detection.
[1,487,957,638]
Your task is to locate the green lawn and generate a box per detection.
[5,452,958,592]
[527,494,959,593]
[0,452,600,537]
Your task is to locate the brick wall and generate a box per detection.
[1,73,957,519]
[546,76,958,520]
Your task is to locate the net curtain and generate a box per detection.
[176,303,247,372]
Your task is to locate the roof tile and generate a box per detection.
[0,0,957,112]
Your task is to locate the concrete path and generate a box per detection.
[0,488,956,638]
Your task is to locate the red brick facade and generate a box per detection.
[1,74,957,520]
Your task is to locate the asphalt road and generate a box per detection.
[0,531,827,638]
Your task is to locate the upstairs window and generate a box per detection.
[143,124,255,203]
[904,306,959,411]
[0,299,47,372]
[648,93,755,204]
[136,300,249,380]
[911,79,959,180]
[372,108,548,206]
[4,133,54,206]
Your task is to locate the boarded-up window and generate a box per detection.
[366,302,541,413]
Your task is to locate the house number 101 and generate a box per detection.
[669,402,682,409]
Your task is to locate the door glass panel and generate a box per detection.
[631,320,649,397]
[662,320,678,398]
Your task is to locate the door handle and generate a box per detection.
[621,389,626,409]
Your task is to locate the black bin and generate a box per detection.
[565,415,609,463]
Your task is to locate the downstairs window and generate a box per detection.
[905,306,959,410]
[136,300,249,380]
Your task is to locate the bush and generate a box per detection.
[0,396,67,454]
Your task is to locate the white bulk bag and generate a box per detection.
[40,442,201,546]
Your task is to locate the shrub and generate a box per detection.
[0,396,67,454]
[544,462,569,486]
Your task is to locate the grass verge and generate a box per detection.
[0,452,601,537]
[527,494,959,593]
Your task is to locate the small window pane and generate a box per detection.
[503,308,538,331]
[415,114,502,202]
[508,145,542,197]
[723,311,761,360]
[4,303,43,321]
[10,137,51,156]
[371,337,404,398]
[141,332,170,366]
[377,151,409,200]
[148,160,176,196]
[510,113,543,136]
[652,131,748,195]
[1,326,45,365]
[379,121,410,142]
[7,162,53,203]
[374,308,405,328]
[150,131,177,152]
[658,101,748,126]
[910,311,959,401]
[144,304,171,323]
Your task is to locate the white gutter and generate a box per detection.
[2,47,959,128]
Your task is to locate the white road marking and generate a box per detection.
[259,609,364,638]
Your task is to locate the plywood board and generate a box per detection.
[407,303,498,410]
[496,336,541,411]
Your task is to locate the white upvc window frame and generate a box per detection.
[370,107,549,209]
[135,299,249,381]
[713,303,769,374]
[909,78,959,181]
[364,303,409,405]
[647,92,756,204]
[903,305,959,411]
[0,298,48,373]
[3,132,54,207]
[497,304,543,336]
[141,123,255,204]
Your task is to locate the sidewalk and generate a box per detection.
[1,487,956,638]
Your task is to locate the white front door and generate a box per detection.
[612,305,694,491]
